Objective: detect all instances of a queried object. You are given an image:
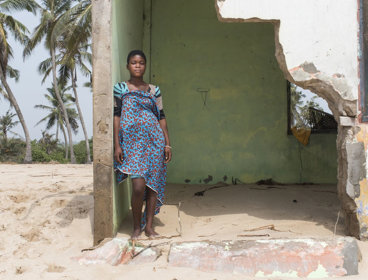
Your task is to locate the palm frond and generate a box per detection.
[78,61,91,77]
[3,15,29,44]
[34,104,53,110]
[51,0,89,43]
[83,81,92,89]
[58,63,71,87]
[45,114,56,130]
[23,20,47,57]
[0,0,39,13]
[6,65,19,81]
[0,85,9,100]
[38,56,53,74]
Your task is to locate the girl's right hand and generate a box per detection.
[114,146,123,164]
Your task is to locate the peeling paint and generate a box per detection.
[168,238,358,277]
[255,269,299,278]
[354,125,368,239]
[306,263,329,279]
[256,239,328,248]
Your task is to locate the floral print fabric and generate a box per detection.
[113,82,167,227]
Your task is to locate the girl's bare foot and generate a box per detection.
[145,228,160,239]
[131,228,142,240]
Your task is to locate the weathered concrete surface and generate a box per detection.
[92,0,114,245]
[168,238,360,278]
[129,247,161,265]
[74,238,161,266]
[355,124,368,239]
[335,123,368,240]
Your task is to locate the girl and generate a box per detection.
[113,50,171,239]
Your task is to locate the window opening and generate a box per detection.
[287,82,337,134]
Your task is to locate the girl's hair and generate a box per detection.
[127,50,146,64]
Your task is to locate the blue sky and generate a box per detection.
[0,5,92,143]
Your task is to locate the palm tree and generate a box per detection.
[0,0,38,163]
[23,0,77,163]
[0,110,19,142]
[290,83,323,128]
[52,0,92,163]
[0,65,18,100]
[35,83,78,159]
[51,0,91,49]
[39,44,92,163]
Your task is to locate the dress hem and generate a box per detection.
[115,166,164,206]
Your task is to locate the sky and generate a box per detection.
[0,5,92,143]
[296,86,332,114]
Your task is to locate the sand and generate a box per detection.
[0,164,367,279]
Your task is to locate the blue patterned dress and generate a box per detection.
[113,82,167,227]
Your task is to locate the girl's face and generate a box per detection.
[127,55,146,78]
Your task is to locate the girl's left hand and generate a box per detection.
[164,147,172,163]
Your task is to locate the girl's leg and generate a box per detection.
[145,187,159,237]
[131,178,146,239]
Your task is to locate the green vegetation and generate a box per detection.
[289,83,323,129]
[0,0,39,163]
[0,135,92,164]
[0,0,92,164]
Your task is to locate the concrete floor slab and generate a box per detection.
[168,237,359,278]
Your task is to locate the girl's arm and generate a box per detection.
[159,118,172,163]
[114,116,123,164]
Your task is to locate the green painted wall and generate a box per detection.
[150,0,337,184]
[112,0,144,234]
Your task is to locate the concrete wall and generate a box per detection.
[151,0,337,184]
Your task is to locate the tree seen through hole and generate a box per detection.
[288,82,337,134]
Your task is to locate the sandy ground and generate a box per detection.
[0,164,367,280]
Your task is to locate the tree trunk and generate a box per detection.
[72,71,91,164]
[0,67,32,163]
[60,122,68,159]
[3,129,7,143]
[56,122,59,142]
[51,48,76,163]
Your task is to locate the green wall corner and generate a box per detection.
[112,0,145,235]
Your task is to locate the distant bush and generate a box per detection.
[0,137,93,164]
[0,138,26,163]
[31,140,51,162]
[49,149,69,163]
[73,138,93,164]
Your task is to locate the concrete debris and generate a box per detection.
[168,238,359,278]
[73,238,161,266]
